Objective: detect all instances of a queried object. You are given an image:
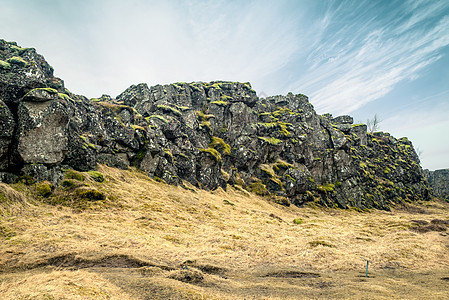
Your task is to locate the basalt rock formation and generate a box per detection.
[425,169,449,201]
[0,39,431,209]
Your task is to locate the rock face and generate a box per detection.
[425,169,449,201]
[0,39,433,209]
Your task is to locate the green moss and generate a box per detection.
[37,181,53,197]
[220,95,233,101]
[293,218,304,224]
[24,87,58,98]
[61,179,76,188]
[131,124,145,131]
[284,174,296,182]
[175,105,190,112]
[218,124,228,133]
[384,167,391,174]
[272,107,300,117]
[199,120,211,131]
[211,100,228,106]
[317,183,335,193]
[335,181,342,187]
[6,56,27,67]
[255,122,277,129]
[274,159,294,172]
[87,171,105,182]
[209,136,231,155]
[64,169,85,181]
[58,93,73,102]
[259,164,276,177]
[308,177,315,183]
[157,104,181,117]
[208,83,222,90]
[246,181,269,196]
[163,148,173,160]
[0,60,11,69]
[153,176,166,183]
[199,148,222,163]
[75,188,106,201]
[146,115,168,124]
[305,190,315,202]
[258,136,283,145]
[15,175,35,185]
[196,111,215,121]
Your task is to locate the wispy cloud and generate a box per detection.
[287,0,449,114]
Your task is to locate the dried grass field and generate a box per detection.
[1,165,448,299]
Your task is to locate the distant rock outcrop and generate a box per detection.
[425,169,449,201]
[0,39,432,209]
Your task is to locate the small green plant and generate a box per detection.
[87,171,105,182]
[209,136,231,155]
[75,188,106,200]
[293,218,304,224]
[36,181,53,197]
[64,169,85,181]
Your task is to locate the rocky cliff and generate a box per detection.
[0,39,431,209]
[425,169,449,201]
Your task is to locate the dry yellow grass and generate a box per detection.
[0,165,448,299]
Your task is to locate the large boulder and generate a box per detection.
[16,97,68,165]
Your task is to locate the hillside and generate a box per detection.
[1,165,449,299]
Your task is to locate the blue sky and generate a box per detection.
[1,0,448,170]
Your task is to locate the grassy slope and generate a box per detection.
[0,165,448,299]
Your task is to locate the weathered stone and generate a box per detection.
[425,169,449,200]
[22,88,58,102]
[333,115,353,124]
[0,100,15,170]
[17,100,68,165]
[21,164,64,184]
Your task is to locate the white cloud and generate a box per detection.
[287,1,449,115]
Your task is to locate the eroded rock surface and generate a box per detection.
[0,39,433,208]
[425,169,449,201]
